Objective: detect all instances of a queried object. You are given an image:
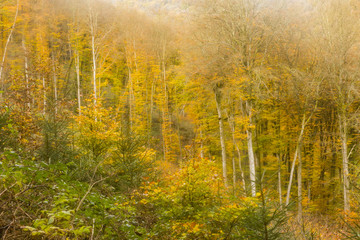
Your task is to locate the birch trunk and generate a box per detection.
[297,145,303,221]
[162,108,167,162]
[0,0,19,96]
[161,58,168,162]
[75,50,81,115]
[215,89,228,187]
[22,39,30,109]
[227,112,246,191]
[52,54,58,114]
[247,128,256,197]
[286,114,306,205]
[238,146,246,192]
[245,101,256,197]
[88,3,97,106]
[340,113,350,212]
[277,154,282,205]
[91,34,97,105]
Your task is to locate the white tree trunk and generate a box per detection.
[340,113,350,212]
[22,38,30,109]
[91,34,97,105]
[277,154,282,205]
[245,101,256,197]
[247,128,256,197]
[88,1,97,106]
[237,145,246,192]
[75,50,81,115]
[286,114,306,205]
[227,112,246,192]
[215,90,228,187]
[52,54,58,114]
[0,0,19,95]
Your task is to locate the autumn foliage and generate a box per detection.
[1,0,360,239]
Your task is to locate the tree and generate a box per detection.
[191,0,275,196]
[0,0,18,97]
[314,0,360,212]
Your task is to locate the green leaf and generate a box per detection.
[48,217,55,225]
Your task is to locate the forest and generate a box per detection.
[1,0,360,239]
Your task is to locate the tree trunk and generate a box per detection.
[177,109,182,161]
[277,154,282,205]
[215,89,228,187]
[340,113,350,212]
[286,114,306,205]
[161,108,167,162]
[75,50,81,115]
[0,0,19,96]
[227,112,246,192]
[245,101,256,197]
[200,128,204,159]
[91,34,97,105]
[148,80,155,142]
[52,54,58,114]
[161,56,170,162]
[297,144,303,221]
[238,146,246,193]
[22,38,30,109]
[247,128,256,197]
[128,67,133,129]
[232,154,236,194]
[43,77,46,115]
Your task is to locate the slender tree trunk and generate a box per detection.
[229,118,237,193]
[232,153,236,195]
[161,57,169,162]
[127,66,134,130]
[52,54,58,114]
[286,145,299,205]
[237,145,246,192]
[215,89,228,187]
[149,81,155,141]
[161,108,167,162]
[247,128,256,197]
[91,34,97,105]
[0,0,19,97]
[227,112,246,192]
[277,154,283,205]
[88,2,98,107]
[22,38,30,109]
[98,75,101,98]
[339,112,350,212]
[177,109,182,161]
[43,77,46,115]
[297,143,303,221]
[200,128,204,159]
[308,180,311,204]
[246,101,256,197]
[75,50,81,115]
[286,114,306,205]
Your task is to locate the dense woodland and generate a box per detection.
[1,0,360,239]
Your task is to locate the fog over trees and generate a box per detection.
[1,0,360,239]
